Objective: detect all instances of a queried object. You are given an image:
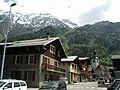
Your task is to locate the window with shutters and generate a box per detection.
[28,55,36,64]
[15,55,22,64]
[43,56,50,65]
[11,71,21,79]
[24,71,35,81]
[50,45,56,54]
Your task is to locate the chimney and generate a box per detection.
[46,32,50,40]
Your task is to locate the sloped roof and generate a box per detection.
[95,65,109,71]
[79,57,89,61]
[7,37,59,48]
[111,55,120,60]
[61,56,78,62]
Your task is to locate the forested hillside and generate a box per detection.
[5,21,120,66]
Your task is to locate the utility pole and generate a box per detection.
[0,3,16,79]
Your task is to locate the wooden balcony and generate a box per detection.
[41,63,66,73]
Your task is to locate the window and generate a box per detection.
[43,56,50,64]
[50,45,56,54]
[24,71,35,81]
[14,82,20,87]
[15,55,22,64]
[75,65,77,70]
[54,61,58,66]
[11,71,21,79]
[58,51,60,57]
[4,83,12,88]
[20,82,26,86]
[45,57,49,64]
[28,55,36,64]
[72,64,74,69]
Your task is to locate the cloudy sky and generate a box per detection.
[0,0,120,26]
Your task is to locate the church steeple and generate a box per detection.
[91,50,99,71]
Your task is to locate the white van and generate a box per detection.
[0,79,27,90]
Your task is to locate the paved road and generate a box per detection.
[67,82,108,90]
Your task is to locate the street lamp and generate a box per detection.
[0,3,16,79]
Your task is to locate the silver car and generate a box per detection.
[40,80,67,90]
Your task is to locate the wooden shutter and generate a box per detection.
[20,56,23,64]
[26,55,28,64]
[24,71,27,81]
[32,71,35,81]
[48,58,50,64]
[34,55,37,64]
[42,56,45,64]
[13,56,16,64]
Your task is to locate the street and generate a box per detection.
[67,82,109,90]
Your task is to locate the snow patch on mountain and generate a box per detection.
[0,10,78,28]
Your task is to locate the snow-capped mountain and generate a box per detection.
[0,10,78,40]
[0,10,78,29]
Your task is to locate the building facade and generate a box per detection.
[1,37,67,88]
[61,56,81,83]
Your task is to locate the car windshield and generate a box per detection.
[99,78,104,80]
[113,80,120,88]
[0,81,6,88]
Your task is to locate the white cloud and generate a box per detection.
[1,0,120,26]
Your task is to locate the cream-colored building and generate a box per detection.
[61,56,81,83]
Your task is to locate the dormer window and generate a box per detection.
[50,45,56,54]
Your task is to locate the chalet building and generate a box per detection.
[0,37,67,88]
[61,56,81,83]
[111,55,120,78]
[79,57,92,82]
[111,55,120,70]
[94,65,111,80]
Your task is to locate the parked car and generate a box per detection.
[40,80,67,90]
[107,79,120,90]
[60,77,68,84]
[0,79,27,90]
[98,77,105,84]
[57,80,67,90]
[40,81,58,90]
[115,85,120,90]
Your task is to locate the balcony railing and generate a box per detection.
[41,63,66,73]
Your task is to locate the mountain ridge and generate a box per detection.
[1,10,120,65]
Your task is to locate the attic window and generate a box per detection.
[50,45,56,54]
[58,51,60,57]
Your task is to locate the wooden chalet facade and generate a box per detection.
[111,55,120,70]
[79,57,92,82]
[0,37,67,88]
